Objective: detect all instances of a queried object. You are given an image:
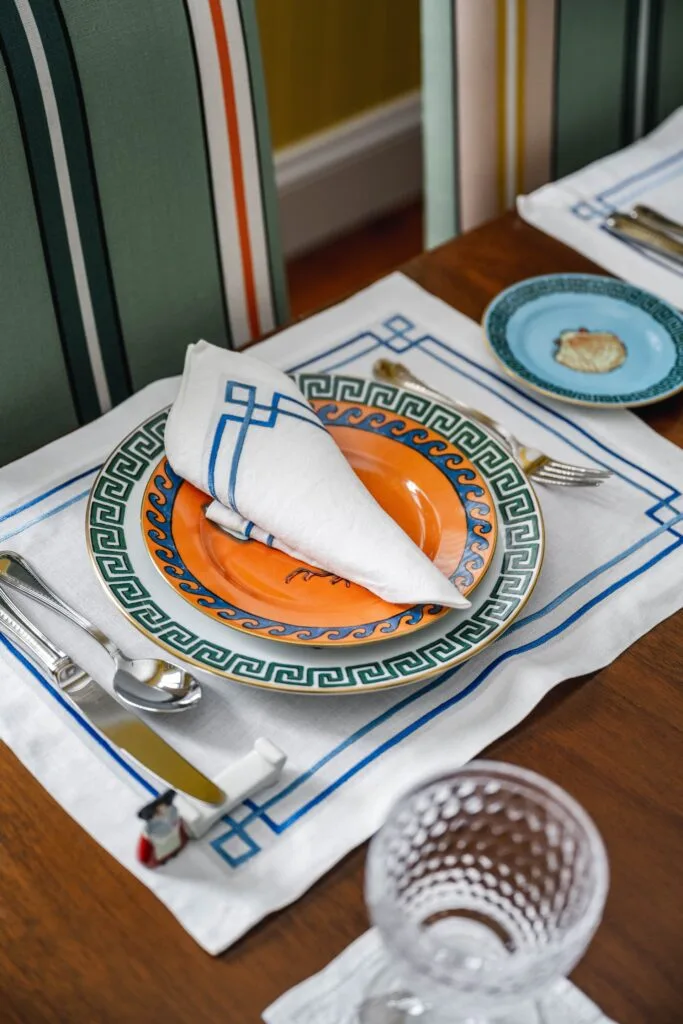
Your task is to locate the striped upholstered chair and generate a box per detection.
[0,0,287,466]
[421,0,683,246]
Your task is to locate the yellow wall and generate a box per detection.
[255,0,421,150]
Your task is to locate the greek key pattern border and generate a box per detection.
[88,375,542,690]
[486,274,683,404]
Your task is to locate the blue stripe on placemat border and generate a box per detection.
[0,632,158,798]
[228,528,682,834]
[0,315,681,870]
[569,147,683,280]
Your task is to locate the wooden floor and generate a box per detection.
[286,202,423,320]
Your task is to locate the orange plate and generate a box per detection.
[142,400,497,646]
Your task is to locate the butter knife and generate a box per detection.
[0,588,224,805]
[605,212,683,267]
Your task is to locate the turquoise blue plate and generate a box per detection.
[483,274,683,407]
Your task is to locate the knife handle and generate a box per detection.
[633,204,683,239]
[0,551,115,654]
[606,213,683,265]
[0,587,84,687]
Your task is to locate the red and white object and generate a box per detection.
[136,738,287,867]
[137,790,188,867]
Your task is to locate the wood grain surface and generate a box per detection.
[1,213,681,1023]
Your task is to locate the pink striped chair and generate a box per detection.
[422,0,683,244]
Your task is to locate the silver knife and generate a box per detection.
[0,588,224,805]
[632,204,683,240]
[605,212,683,267]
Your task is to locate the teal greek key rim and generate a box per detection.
[484,274,683,407]
[86,374,544,693]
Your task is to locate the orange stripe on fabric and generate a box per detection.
[496,0,507,212]
[208,0,260,340]
[516,0,526,195]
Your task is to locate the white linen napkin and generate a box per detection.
[263,929,618,1024]
[164,340,469,609]
[518,106,683,308]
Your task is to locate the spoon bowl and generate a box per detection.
[113,656,202,713]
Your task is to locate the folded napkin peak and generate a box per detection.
[164,341,469,610]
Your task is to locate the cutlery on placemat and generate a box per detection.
[373,360,612,487]
[631,204,683,240]
[0,553,201,715]
[0,588,224,804]
[605,212,683,267]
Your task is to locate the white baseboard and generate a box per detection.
[275,91,422,258]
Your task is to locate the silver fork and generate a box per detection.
[372,360,612,488]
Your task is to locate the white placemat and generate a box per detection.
[1,273,681,954]
[518,106,683,308]
[263,929,618,1024]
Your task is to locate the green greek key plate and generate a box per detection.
[86,374,544,694]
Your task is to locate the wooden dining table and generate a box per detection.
[1,212,681,1024]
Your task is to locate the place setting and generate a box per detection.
[86,339,543,699]
[1,270,682,1010]
[2,0,683,1012]
[518,106,683,312]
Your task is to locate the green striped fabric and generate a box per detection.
[554,0,635,179]
[656,0,683,125]
[0,49,79,462]
[555,0,683,176]
[0,0,287,466]
[421,0,683,247]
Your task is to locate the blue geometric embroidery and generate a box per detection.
[210,813,261,867]
[571,200,599,221]
[569,147,683,280]
[377,315,422,352]
[207,315,683,867]
[207,380,327,514]
[223,380,324,430]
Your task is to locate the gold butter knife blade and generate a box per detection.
[0,589,224,805]
[65,676,225,804]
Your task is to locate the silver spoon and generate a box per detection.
[0,552,201,714]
